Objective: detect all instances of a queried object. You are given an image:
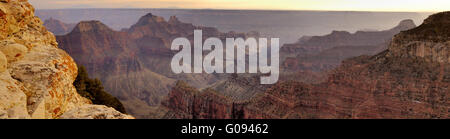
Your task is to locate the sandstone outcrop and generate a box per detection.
[389,12,450,64]
[0,0,132,119]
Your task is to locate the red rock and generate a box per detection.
[161,13,448,119]
[281,19,417,72]
[55,15,258,118]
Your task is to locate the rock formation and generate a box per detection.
[281,19,417,72]
[209,74,271,101]
[161,12,449,119]
[161,81,234,119]
[43,18,75,35]
[55,13,258,118]
[389,12,449,63]
[281,19,417,56]
[0,0,132,119]
[40,1,447,119]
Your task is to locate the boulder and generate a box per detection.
[0,42,28,62]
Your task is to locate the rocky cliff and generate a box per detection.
[161,12,449,119]
[0,0,132,119]
[55,13,258,118]
[281,19,417,72]
[281,19,417,57]
[161,81,234,119]
[389,12,449,64]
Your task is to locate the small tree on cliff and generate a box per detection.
[74,65,127,113]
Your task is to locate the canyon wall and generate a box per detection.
[161,12,449,119]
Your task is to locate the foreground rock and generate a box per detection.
[0,0,132,119]
[60,105,134,119]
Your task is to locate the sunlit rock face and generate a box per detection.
[389,12,450,64]
[0,0,132,119]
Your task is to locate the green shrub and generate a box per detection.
[74,65,127,113]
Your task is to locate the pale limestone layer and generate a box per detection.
[9,46,90,118]
[389,40,450,64]
[0,0,133,119]
[0,71,29,119]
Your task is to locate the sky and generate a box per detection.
[29,0,449,12]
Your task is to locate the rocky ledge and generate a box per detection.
[0,0,132,119]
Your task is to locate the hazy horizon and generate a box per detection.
[33,7,438,13]
[29,0,449,12]
[35,9,432,45]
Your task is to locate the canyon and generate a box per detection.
[55,13,259,118]
[42,6,448,118]
[281,19,417,72]
[160,12,449,119]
